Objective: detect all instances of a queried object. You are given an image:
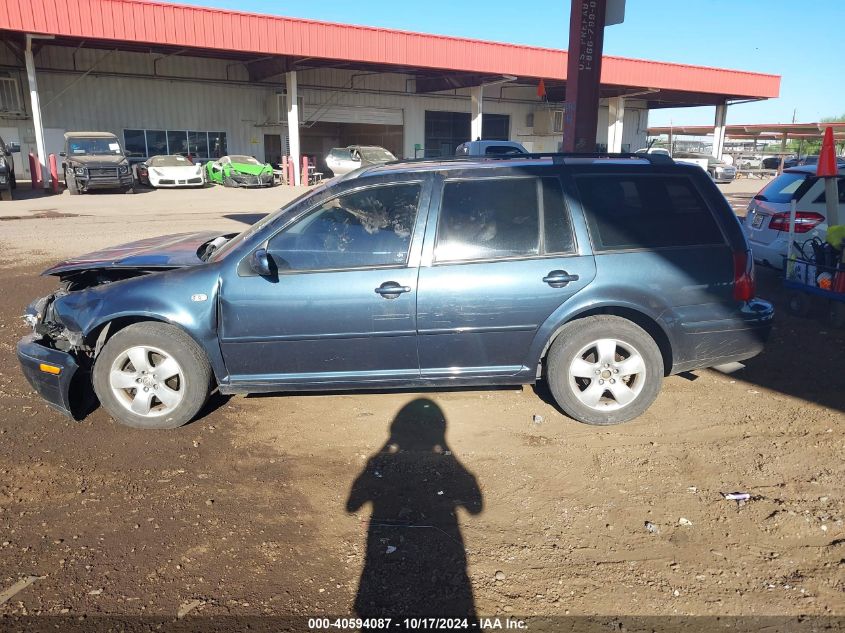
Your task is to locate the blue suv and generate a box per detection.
[17,154,774,429]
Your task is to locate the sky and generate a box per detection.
[163,0,844,127]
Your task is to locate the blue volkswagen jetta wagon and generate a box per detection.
[18,153,773,429]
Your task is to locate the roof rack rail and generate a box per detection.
[388,152,674,166]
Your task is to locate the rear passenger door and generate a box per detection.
[416,173,597,379]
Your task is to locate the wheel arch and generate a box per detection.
[84,314,222,384]
[538,305,674,377]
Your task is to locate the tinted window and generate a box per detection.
[542,178,575,254]
[124,130,146,158]
[484,145,525,155]
[267,184,421,271]
[189,131,209,159]
[166,131,188,155]
[145,130,167,156]
[435,177,574,261]
[757,171,812,204]
[577,175,724,250]
[812,177,845,204]
[210,132,227,158]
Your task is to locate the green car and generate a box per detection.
[205,155,275,187]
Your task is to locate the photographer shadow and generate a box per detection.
[346,398,483,623]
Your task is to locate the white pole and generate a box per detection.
[285,70,301,187]
[607,96,624,153]
[25,35,49,189]
[470,86,483,142]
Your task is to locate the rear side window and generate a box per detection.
[435,177,574,262]
[756,171,812,204]
[576,175,724,251]
[812,177,845,204]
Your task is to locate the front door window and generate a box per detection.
[268,184,422,271]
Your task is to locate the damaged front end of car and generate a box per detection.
[17,269,153,418]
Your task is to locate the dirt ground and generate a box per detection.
[0,180,842,629]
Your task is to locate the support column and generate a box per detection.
[285,70,301,186]
[712,102,727,160]
[470,86,483,142]
[607,97,625,153]
[25,35,49,190]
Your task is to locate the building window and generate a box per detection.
[189,131,209,158]
[0,76,23,115]
[423,111,510,158]
[123,129,147,158]
[145,130,168,156]
[210,132,227,158]
[122,129,227,159]
[167,130,189,155]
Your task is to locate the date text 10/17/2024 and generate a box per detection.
[307,617,528,630]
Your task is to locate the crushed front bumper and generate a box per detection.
[17,334,81,418]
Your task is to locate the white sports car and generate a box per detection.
[136,155,205,188]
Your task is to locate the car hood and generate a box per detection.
[229,162,270,175]
[68,154,128,166]
[42,231,221,276]
[149,165,203,176]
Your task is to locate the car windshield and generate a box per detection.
[755,171,813,204]
[229,155,261,165]
[358,147,396,162]
[67,137,122,156]
[149,155,193,167]
[207,182,333,262]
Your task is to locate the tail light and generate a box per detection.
[768,211,825,233]
[733,250,755,302]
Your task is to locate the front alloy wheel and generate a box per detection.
[93,322,212,429]
[109,345,185,417]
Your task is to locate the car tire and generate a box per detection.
[93,322,213,430]
[828,301,845,329]
[786,292,811,318]
[546,315,664,425]
[223,176,237,188]
[10,172,16,189]
[0,188,11,201]
[124,186,135,194]
[66,170,80,195]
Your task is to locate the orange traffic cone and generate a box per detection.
[817,126,837,177]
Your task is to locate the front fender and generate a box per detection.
[526,283,675,370]
[50,265,228,382]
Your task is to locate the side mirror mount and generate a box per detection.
[250,248,273,276]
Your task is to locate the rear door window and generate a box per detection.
[576,174,724,251]
[435,177,575,262]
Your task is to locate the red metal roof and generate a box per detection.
[649,122,845,138]
[1,0,780,99]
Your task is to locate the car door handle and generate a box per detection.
[543,270,579,288]
[375,282,411,298]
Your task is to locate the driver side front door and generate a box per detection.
[219,179,430,388]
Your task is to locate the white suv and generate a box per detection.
[744,165,843,268]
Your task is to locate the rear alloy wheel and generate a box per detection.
[93,322,212,429]
[223,176,237,188]
[546,316,664,425]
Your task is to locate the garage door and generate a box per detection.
[303,105,404,126]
